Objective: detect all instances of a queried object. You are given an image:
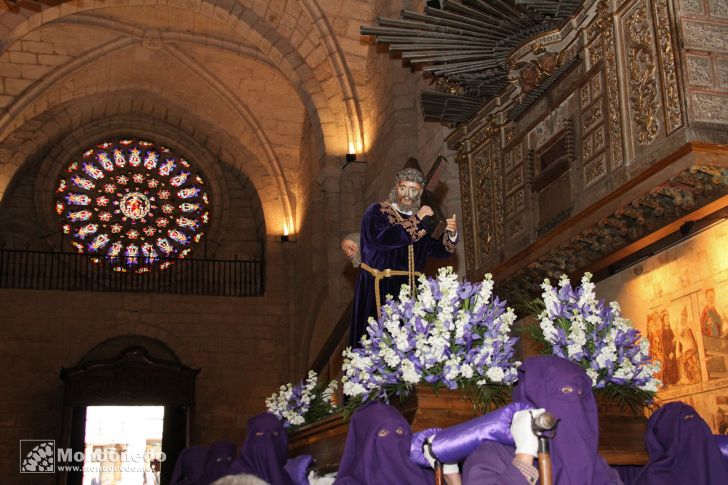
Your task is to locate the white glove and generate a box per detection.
[424,436,460,475]
[510,408,545,457]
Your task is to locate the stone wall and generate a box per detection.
[0,280,291,483]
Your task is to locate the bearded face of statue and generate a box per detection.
[395,180,422,213]
[341,239,361,267]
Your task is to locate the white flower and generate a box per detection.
[586,368,599,386]
[401,359,422,384]
[486,366,505,383]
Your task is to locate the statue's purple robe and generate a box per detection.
[349,201,457,348]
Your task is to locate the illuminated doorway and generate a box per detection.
[82,406,164,485]
[61,336,199,485]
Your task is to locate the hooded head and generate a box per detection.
[335,401,431,485]
[229,412,294,485]
[512,356,615,485]
[636,401,728,484]
[203,441,236,484]
[170,445,207,484]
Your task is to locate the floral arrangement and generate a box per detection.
[532,272,661,409]
[342,267,520,413]
[265,370,338,429]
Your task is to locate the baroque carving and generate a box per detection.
[589,36,604,66]
[590,73,602,98]
[683,21,728,52]
[691,93,728,122]
[687,56,714,85]
[505,191,525,217]
[584,132,594,160]
[505,167,524,194]
[508,214,524,238]
[581,84,591,107]
[583,103,604,131]
[474,144,497,261]
[718,59,728,87]
[654,0,683,133]
[594,125,606,153]
[498,165,728,301]
[470,116,499,150]
[679,0,704,14]
[457,146,476,271]
[504,123,517,145]
[584,154,607,186]
[625,2,660,145]
[603,20,624,167]
[710,0,728,18]
[587,0,610,40]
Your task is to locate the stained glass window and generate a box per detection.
[55,139,210,273]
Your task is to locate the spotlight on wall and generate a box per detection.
[280,224,295,243]
[343,153,366,170]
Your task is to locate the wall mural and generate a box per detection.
[597,219,728,433]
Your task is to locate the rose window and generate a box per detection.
[55,139,210,272]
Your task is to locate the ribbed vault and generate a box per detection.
[0,0,370,236]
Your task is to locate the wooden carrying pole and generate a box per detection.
[537,437,553,485]
[434,462,444,485]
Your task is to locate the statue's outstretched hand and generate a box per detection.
[446,214,458,234]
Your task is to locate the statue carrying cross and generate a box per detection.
[348,156,459,349]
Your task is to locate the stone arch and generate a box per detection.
[0,33,301,233]
[0,0,364,157]
[0,90,279,236]
[64,322,197,368]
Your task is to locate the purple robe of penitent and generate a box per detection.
[632,401,728,485]
[349,201,457,348]
[463,356,622,485]
[228,412,295,485]
[335,401,432,485]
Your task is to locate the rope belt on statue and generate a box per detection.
[360,245,420,319]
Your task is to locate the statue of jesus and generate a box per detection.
[349,158,458,348]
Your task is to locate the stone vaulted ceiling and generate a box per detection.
[0,0,369,236]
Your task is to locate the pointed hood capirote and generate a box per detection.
[509,356,618,485]
[334,401,432,485]
[229,412,295,485]
[633,401,728,485]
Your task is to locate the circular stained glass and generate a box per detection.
[54,138,210,272]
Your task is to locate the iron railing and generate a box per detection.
[0,249,265,297]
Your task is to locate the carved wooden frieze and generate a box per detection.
[603,18,624,168]
[687,55,715,86]
[683,21,728,52]
[456,144,477,271]
[498,164,728,302]
[624,1,661,146]
[473,142,498,262]
[691,93,728,122]
[678,2,728,125]
[654,0,684,133]
[679,0,703,14]
[581,67,609,187]
[718,59,728,87]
